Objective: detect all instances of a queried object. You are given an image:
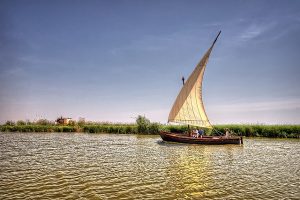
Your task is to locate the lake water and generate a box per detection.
[0,133,299,200]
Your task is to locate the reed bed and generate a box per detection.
[0,122,299,138]
[213,124,300,138]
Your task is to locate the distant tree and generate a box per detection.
[136,115,150,133]
[16,120,26,125]
[5,120,15,126]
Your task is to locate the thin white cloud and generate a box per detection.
[238,22,276,42]
[235,13,300,44]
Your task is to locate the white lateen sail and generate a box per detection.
[168,31,221,128]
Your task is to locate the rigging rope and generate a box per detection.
[212,127,224,136]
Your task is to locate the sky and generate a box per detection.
[1,0,300,124]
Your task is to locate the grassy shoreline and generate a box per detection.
[0,124,299,138]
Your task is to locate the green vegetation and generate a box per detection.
[0,118,299,138]
[136,115,160,134]
[213,124,300,138]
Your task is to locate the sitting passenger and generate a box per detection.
[199,129,204,138]
[191,129,197,138]
[195,129,199,138]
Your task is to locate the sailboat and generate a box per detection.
[159,31,243,145]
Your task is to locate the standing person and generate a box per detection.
[225,128,230,137]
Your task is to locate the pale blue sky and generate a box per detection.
[1,0,300,124]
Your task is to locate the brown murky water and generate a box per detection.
[0,133,299,200]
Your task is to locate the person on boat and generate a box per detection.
[194,129,199,138]
[198,129,204,138]
[225,128,230,138]
[191,129,196,137]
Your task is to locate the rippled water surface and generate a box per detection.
[0,133,299,200]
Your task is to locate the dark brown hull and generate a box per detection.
[159,131,243,145]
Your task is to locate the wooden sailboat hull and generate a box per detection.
[159,131,243,145]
